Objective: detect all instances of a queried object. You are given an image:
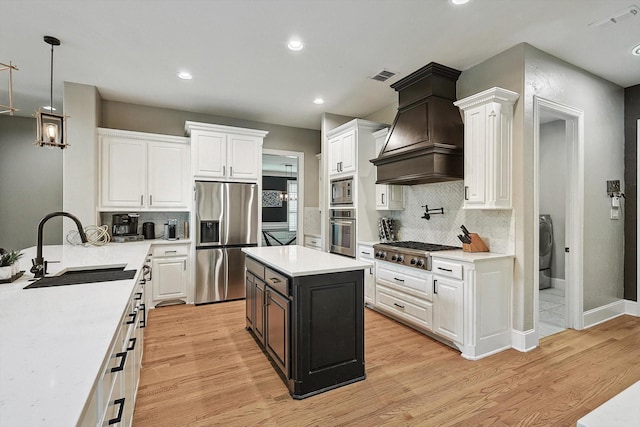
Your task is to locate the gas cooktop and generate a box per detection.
[373,241,461,270]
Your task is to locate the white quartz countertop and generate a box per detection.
[0,242,151,426]
[430,250,515,262]
[577,381,640,427]
[242,245,371,277]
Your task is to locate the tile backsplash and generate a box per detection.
[385,181,514,254]
[303,207,321,236]
[99,211,190,239]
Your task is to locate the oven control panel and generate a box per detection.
[374,250,429,270]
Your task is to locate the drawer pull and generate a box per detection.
[393,277,405,282]
[437,267,453,272]
[108,398,125,425]
[127,337,137,351]
[434,279,438,294]
[269,277,281,283]
[361,251,371,255]
[126,311,136,324]
[111,352,127,373]
[165,250,177,254]
[135,292,143,300]
[393,302,405,309]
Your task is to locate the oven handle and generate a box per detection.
[330,220,355,225]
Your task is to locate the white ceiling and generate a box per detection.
[2,0,639,131]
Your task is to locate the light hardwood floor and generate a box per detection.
[133,302,640,426]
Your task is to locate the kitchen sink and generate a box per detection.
[24,265,137,289]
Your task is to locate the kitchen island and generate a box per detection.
[0,242,151,427]
[242,245,371,399]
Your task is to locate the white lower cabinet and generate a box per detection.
[304,235,323,251]
[79,274,145,427]
[150,243,190,306]
[357,244,375,306]
[374,254,513,360]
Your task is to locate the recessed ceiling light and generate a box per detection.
[177,71,193,80]
[313,98,324,105]
[43,105,56,111]
[287,39,304,51]
[451,0,470,4]
[633,43,640,56]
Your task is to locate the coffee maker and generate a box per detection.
[112,214,143,242]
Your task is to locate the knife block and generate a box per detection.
[462,233,489,253]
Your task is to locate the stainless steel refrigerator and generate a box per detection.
[195,181,258,304]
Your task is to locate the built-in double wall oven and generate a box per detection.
[329,209,356,258]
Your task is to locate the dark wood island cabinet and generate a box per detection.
[242,246,371,399]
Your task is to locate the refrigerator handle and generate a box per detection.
[223,165,226,176]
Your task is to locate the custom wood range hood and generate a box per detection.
[371,62,464,185]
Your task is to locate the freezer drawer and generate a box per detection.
[195,248,225,304]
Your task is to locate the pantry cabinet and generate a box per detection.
[372,128,404,210]
[185,121,268,182]
[454,87,519,210]
[98,128,189,211]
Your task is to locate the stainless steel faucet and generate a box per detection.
[31,212,88,278]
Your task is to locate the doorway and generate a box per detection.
[261,149,305,247]
[534,97,585,341]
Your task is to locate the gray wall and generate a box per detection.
[102,101,321,207]
[0,115,63,250]
[624,84,640,301]
[539,120,566,280]
[458,43,625,329]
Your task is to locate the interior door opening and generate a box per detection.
[534,97,585,342]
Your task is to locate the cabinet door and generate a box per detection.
[328,136,341,176]
[227,134,261,181]
[193,131,227,178]
[101,137,147,208]
[463,106,487,207]
[245,273,254,328]
[357,245,375,305]
[152,256,188,301]
[265,287,289,378]
[148,142,189,208]
[375,185,388,210]
[339,130,356,174]
[433,275,463,343]
[254,279,265,344]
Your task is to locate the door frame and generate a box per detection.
[533,96,585,338]
[637,119,640,315]
[262,148,305,246]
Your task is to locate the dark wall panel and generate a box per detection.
[262,176,288,223]
[624,84,640,301]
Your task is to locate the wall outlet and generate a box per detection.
[611,208,620,220]
[607,180,621,194]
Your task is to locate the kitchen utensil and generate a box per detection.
[461,224,471,238]
[458,234,471,244]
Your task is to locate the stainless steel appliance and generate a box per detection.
[164,219,178,240]
[195,181,258,304]
[111,213,143,242]
[330,177,353,205]
[372,241,460,271]
[329,209,356,258]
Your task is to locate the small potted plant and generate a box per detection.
[0,248,23,281]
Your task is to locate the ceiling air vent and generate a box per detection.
[370,69,396,82]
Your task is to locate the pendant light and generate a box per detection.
[35,35,68,149]
[279,164,293,202]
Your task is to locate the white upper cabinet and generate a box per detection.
[98,128,190,211]
[185,122,268,182]
[328,129,356,177]
[454,87,519,209]
[372,128,404,211]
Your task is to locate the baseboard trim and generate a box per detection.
[551,278,566,291]
[511,328,537,352]
[625,299,639,316]
[583,300,626,328]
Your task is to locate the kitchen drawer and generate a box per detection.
[246,257,265,280]
[376,285,432,330]
[357,245,374,260]
[304,235,322,250]
[376,265,432,300]
[99,370,125,427]
[152,243,189,257]
[264,267,289,296]
[431,258,463,280]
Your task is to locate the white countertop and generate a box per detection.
[242,245,371,277]
[0,242,151,427]
[577,381,640,427]
[430,250,515,262]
